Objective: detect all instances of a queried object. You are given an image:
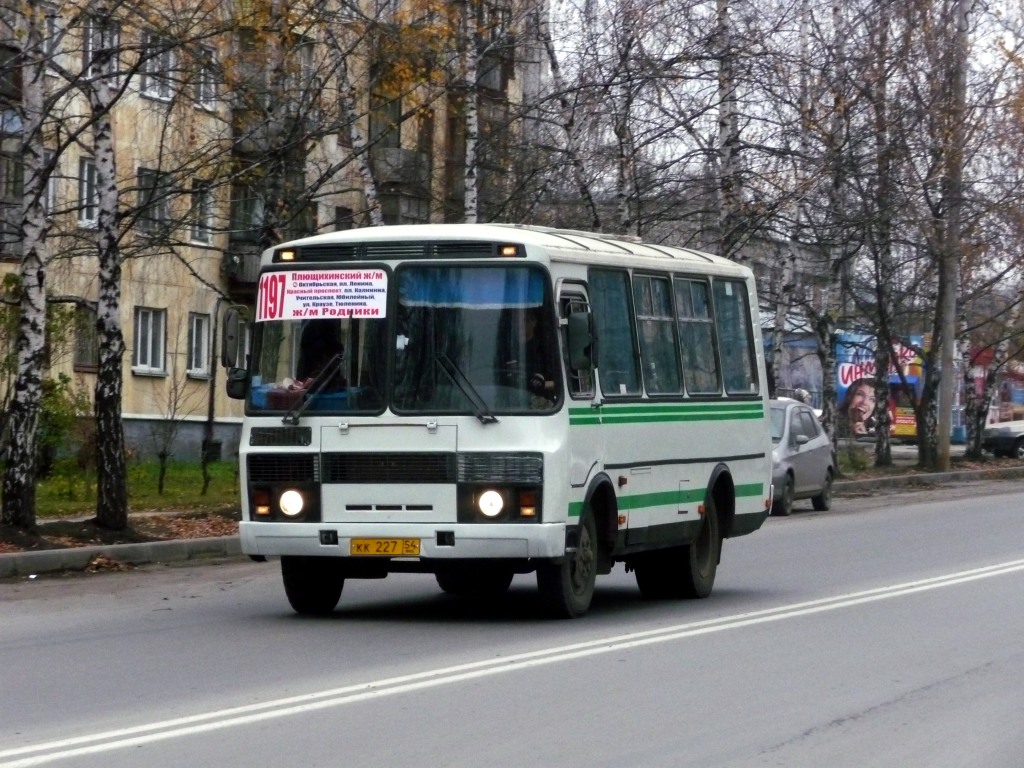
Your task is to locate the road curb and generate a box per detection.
[0,535,241,579]
[834,464,1024,492]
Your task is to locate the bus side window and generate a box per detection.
[634,273,683,395]
[589,268,641,397]
[675,278,721,394]
[713,279,758,395]
[560,293,595,399]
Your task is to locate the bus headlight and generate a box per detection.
[279,489,305,517]
[478,490,504,517]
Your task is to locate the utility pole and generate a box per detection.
[937,0,970,470]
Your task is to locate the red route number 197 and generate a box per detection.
[258,273,287,321]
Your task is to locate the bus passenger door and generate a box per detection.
[559,283,602,490]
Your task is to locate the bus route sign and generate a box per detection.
[256,269,388,321]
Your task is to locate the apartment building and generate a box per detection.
[0,0,542,461]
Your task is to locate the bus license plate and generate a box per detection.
[350,538,421,557]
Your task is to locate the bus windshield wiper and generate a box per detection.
[282,353,345,425]
[435,352,498,424]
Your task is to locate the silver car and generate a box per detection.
[982,420,1024,459]
[770,398,835,516]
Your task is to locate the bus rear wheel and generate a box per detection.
[281,556,345,615]
[537,511,597,618]
[634,499,720,599]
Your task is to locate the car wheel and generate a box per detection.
[811,470,833,511]
[281,556,345,615]
[1013,439,1024,460]
[772,475,794,516]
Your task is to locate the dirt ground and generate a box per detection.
[0,507,240,556]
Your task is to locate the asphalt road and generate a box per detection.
[2,480,1023,768]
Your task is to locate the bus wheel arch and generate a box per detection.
[584,473,618,573]
[707,464,736,544]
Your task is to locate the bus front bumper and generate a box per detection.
[240,521,570,561]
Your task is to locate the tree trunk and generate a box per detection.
[91,76,129,531]
[1,8,50,530]
[462,2,480,224]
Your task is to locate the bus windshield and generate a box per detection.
[247,263,560,417]
[392,264,560,415]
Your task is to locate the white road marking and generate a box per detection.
[3,558,1024,767]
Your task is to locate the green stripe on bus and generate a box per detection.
[568,402,764,426]
[567,483,766,517]
[734,482,765,498]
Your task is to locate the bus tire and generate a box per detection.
[634,554,672,599]
[634,499,720,600]
[537,511,597,618]
[679,496,720,598]
[436,567,514,597]
[281,556,345,615]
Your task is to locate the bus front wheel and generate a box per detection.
[537,512,597,618]
[281,556,345,615]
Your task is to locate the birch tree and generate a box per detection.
[1,4,55,528]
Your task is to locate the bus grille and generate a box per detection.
[322,452,456,484]
[247,454,318,483]
[249,427,311,446]
[294,241,511,262]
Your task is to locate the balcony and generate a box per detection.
[369,147,430,193]
[222,244,261,298]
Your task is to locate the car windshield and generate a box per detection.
[770,405,786,442]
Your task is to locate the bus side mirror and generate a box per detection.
[567,311,595,371]
[225,367,247,400]
[221,306,246,368]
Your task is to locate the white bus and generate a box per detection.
[221,223,773,618]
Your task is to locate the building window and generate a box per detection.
[194,47,216,108]
[0,151,23,252]
[78,157,98,227]
[190,179,213,243]
[137,167,171,235]
[334,206,354,230]
[42,150,57,218]
[42,7,63,60]
[133,306,166,373]
[73,304,100,370]
[83,16,119,82]
[187,312,210,376]
[140,32,175,99]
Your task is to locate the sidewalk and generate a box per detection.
[3,461,1024,580]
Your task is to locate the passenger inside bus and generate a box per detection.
[296,320,347,391]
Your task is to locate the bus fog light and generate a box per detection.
[478,490,504,518]
[279,489,305,517]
